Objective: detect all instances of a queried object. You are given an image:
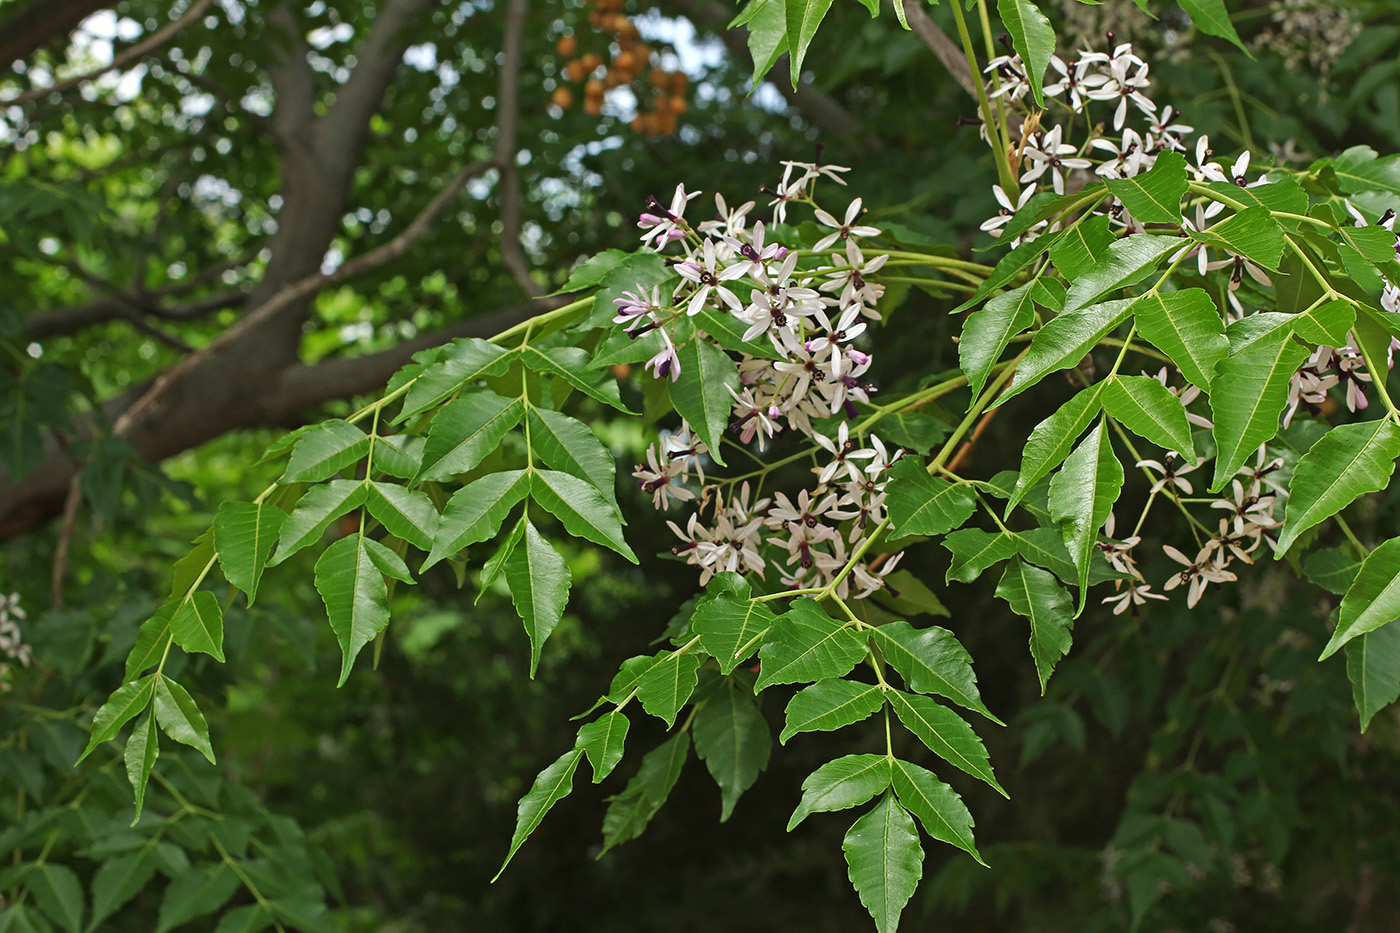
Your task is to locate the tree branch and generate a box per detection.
[893,0,979,101]
[4,0,215,105]
[0,0,108,72]
[494,0,543,299]
[266,0,317,151]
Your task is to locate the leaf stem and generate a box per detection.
[950,0,1017,192]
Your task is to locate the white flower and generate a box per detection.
[676,238,747,316]
[638,184,700,250]
[1020,126,1093,196]
[812,198,880,252]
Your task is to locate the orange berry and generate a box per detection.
[630,114,646,132]
[670,71,690,92]
[605,68,626,88]
[584,96,603,116]
[649,68,668,87]
[581,52,602,72]
[565,59,587,82]
[551,86,574,109]
[556,35,578,57]
[585,78,605,97]
[614,50,636,72]
[670,95,687,115]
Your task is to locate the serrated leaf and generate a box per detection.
[125,710,159,822]
[786,0,836,86]
[883,458,977,537]
[1102,375,1195,462]
[522,346,631,413]
[267,900,336,933]
[530,469,637,561]
[558,248,629,294]
[879,570,949,619]
[577,710,629,783]
[1291,298,1355,347]
[1000,299,1134,405]
[214,904,269,933]
[1190,205,1284,271]
[1131,289,1227,390]
[755,598,865,690]
[280,420,369,483]
[1009,383,1107,513]
[153,676,214,763]
[955,226,1072,314]
[501,520,571,678]
[1209,325,1308,491]
[873,412,949,454]
[417,392,524,482]
[600,732,690,852]
[997,0,1056,106]
[960,282,1036,401]
[1305,548,1361,595]
[636,651,701,727]
[1048,215,1113,282]
[365,482,437,551]
[670,339,738,467]
[942,528,1019,584]
[843,793,924,933]
[493,748,584,880]
[1322,538,1400,659]
[124,605,174,680]
[1063,235,1179,313]
[691,304,787,360]
[887,690,1005,796]
[691,591,778,674]
[1347,622,1400,731]
[29,863,83,933]
[88,850,156,930]
[996,558,1073,693]
[78,675,154,763]
[746,0,788,87]
[787,754,892,830]
[1014,526,1078,583]
[425,470,529,569]
[395,337,512,423]
[169,528,216,600]
[168,591,224,662]
[156,865,240,933]
[694,678,771,820]
[1178,0,1248,52]
[1049,420,1123,612]
[270,480,368,565]
[213,501,287,606]
[314,535,390,686]
[869,621,1000,723]
[1276,420,1400,555]
[526,407,619,514]
[781,679,886,743]
[1106,150,1189,223]
[889,758,984,864]
[1333,146,1400,198]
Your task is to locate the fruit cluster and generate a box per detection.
[550,0,690,136]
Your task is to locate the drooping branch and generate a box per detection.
[893,0,979,101]
[4,0,216,106]
[25,290,248,339]
[0,0,109,72]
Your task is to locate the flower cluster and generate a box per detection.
[0,593,31,691]
[622,160,904,600]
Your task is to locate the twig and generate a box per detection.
[50,474,83,607]
[893,0,979,100]
[495,0,543,299]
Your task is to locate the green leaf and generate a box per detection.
[270,480,368,565]
[785,0,836,87]
[1048,215,1113,282]
[395,337,512,423]
[78,675,154,763]
[669,339,738,466]
[997,0,1055,106]
[787,754,891,830]
[213,500,287,606]
[153,676,215,763]
[1208,325,1308,491]
[878,570,949,619]
[842,793,924,933]
[1291,298,1355,347]
[168,591,224,662]
[1178,0,1249,52]
[522,346,630,413]
[1322,538,1400,659]
[955,226,1071,314]
[155,865,240,933]
[942,529,1019,584]
[526,407,619,514]
[1008,383,1106,513]
[280,420,369,483]
[1000,299,1134,405]
[579,250,674,324]
[1048,420,1123,612]
[369,536,414,583]
[125,711,159,822]
[691,304,787,360]
[493,748,584,881]
[124,605,174,680]
[694,677,772,820]
[746,0,788,88]
[530,469,637,561]
[996,558,1073,693]
[755,598,865,690]
[1102,375,1196,462]
[425,470,530,569]
[1062,235,1179,312]
[169,527,216,600]
[1348,622,1400,731]
[781,679,886,744]
[883,458,977,537]
[887,690,1005,796]
[1105,150,1189,224]
[314,535,391,686]
[889,758,985,864]
[417,392,525,482]
[479,515,527,597]
[600,733,691,852]
[558,248,629,294]
[1190,205,1284,271]
[1276,420,1400,556]
[960,282,1036,401]
[267,900,336,933]
[869,621,1000,723]
[1014,526,1078,584]
[503,520,572,678]
[29,863,83,933]
[872,412,949,454]
[691,590,778,674]
[1305,547,1361,595]
[576,710,629,783]
[213,904,270,933]
[88,850,156,930]
[1131,289,1227,390]
[1333,147,1400,198]
[636,651,701,727]
[364,482,437,552]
